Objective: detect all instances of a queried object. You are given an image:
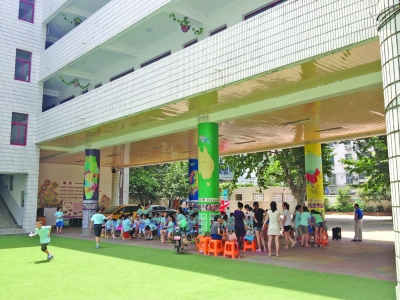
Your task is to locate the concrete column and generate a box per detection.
[122,167,130,204]
[23,171,39,232]
[111,168,120,206]
[198,118,219,235]
[305,143,325,215]
[377,1,400,297]
[82,149,100,234]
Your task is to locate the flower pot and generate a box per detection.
[74,19,82,27]
[181,24,191,32]
[73,82,79,88]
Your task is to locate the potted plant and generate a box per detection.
[169,13,203,36]
[59,76,89,89]
[62,14,82,27]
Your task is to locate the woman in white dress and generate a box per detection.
[263,201,284,257]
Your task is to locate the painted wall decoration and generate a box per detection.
[62,200,83,218]
[198,122,219,234]
[188,158,198,201]
[38,179,61,208]
[84,150,100,200]
[305,143,325,215]
[99,194,111,209]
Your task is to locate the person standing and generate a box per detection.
[264,201,284,257]
[54,207,64,234]
[252,201,266,252]
[233,202,245,248]
[89,207,113,248]
[352,203,363,242]
[29,221,54,260]
[282,202,295,249]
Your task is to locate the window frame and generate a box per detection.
[10,112,28,146]
[14,49,32,82]
[183,39,198,49]
[60,95,75,104]
[18,0,35,23]
[141,51,171,68]
[210,25,227,37]
[110,67,135,82]
[94,83,102,89]
[243,0,287,20]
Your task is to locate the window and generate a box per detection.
[81,89,88,95]
[328,176,336,185]
[183,39,198,48]
[358,173,365,180]
[345,154,352,160]
[10,113,28,146]
[110,67,135,82]
[253,193,264,201]
[18,0,35,23]
[235,194,242,201]
[60,95,75,104]
[244,0,287,20]
[141,51,171,68]
[15,49,32,82]
[346,175,353,184]
[210,25,227,36]
[94,83,102,89]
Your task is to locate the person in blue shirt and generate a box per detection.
[89,207,113,248]
[122,215,132,240]
[54,207,64,234]
[352,203,363,242]
[105,218,113,238]
[29,221,54,260]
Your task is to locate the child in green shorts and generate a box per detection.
[29,221,53,260]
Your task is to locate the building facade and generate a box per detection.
[1,0,400,296]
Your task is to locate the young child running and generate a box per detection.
[29,221,54,260]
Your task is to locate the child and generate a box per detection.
[299,206,311,247]
[160,212,169,243]
[105,218,114,238]
[228,213,235,232]
[292,205,302,244]
[114,215,124,238]
[166,215,176,242]
[122,214,132,240]
[54,207,64,234]
[140,214,149,239]
[133,215,140,238]
[29,221,53,260]
[244,215,252,231]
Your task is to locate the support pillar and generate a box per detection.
[198,120,219,235]
[82,149,100,234]
[377,2,400,297]
[305,143,325,215]
[111,168,120,206]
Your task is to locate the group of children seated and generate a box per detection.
[102,208,200,243]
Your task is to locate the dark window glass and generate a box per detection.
[15,49,32,82]
[244,0,287,20]
[10,112,28,146]
[110,68,135,82]
[210,25,227,36]
[141,51,171,68]
[18,0,35,23]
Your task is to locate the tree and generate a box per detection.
[129,162,189,207]
[220,144,334,205]
[340,136,390,201]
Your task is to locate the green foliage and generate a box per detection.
[328,202,354,212]
[169,13,203,35]
[59,76,89,89]
[129,162,188,207]
[62,14,82,26]
[336,186,351,207]
[340,136,390,201]
[324,197,329,209]
[220,144,334,205]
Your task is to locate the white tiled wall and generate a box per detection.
[42,0,68,23]
[0,0,46,231]
[39,0,171,80]
[37,0,377,143]
[378,0,400,297]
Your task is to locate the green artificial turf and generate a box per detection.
[0,235,395,300]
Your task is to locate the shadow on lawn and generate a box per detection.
[33,260,50,264]
[0,235,395,300]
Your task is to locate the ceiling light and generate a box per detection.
[145,28,153,32]
[282,118,312,126]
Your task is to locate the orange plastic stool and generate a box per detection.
[243,240,257,252]
[208,239,224,256]
[195,235,204,250]
[198,237,209,255]
[224,241,240,259]
[321,232,329,247]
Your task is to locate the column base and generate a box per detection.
[81,228,92,235]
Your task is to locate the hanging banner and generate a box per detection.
[305,143,325,216]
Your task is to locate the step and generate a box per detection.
[0,228,26,236]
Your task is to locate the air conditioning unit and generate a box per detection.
[352,175,358,180]
[345,145,352,151]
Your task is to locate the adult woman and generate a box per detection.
[89,207,113,249]
[252,201,266,252]
[263,201,283,257]
[210,215,227,241]
[233,202,245,248]
[282,202,295,249]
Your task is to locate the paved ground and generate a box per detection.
[52,215,396,282]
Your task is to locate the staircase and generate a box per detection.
[0,195,25,235]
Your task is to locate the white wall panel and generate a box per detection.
[37,0,378,144]
[39,0,171,81]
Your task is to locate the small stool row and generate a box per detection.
[196,237,240,259]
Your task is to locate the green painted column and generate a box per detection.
[198,122,219,235]
[305,143,325,216]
